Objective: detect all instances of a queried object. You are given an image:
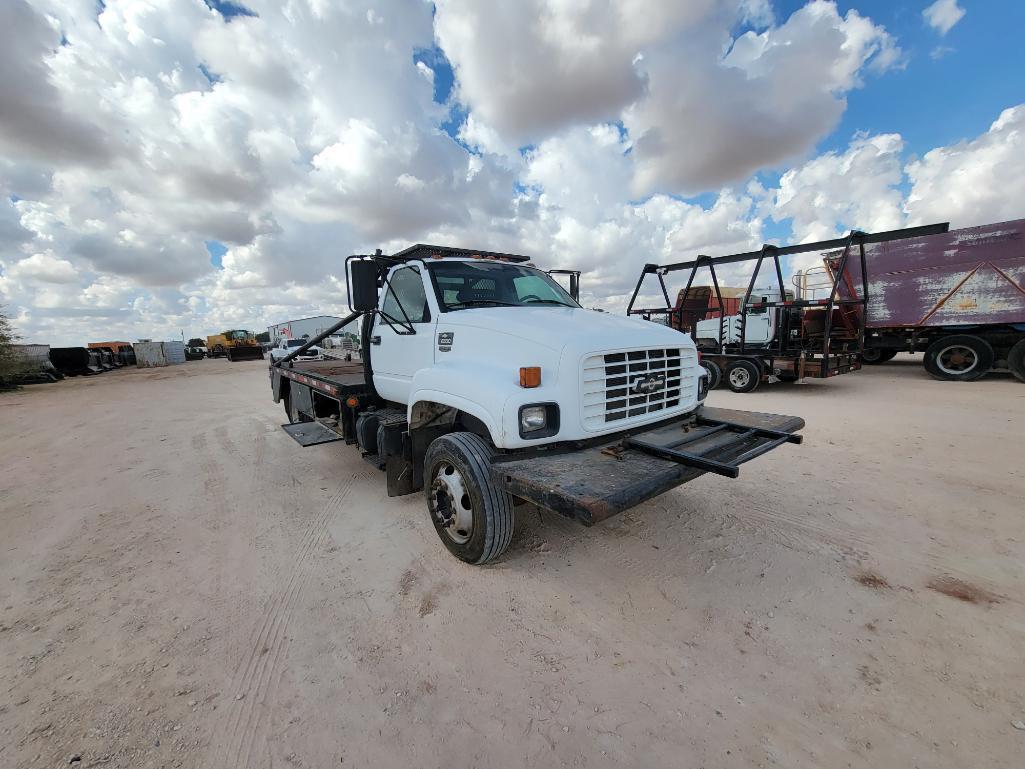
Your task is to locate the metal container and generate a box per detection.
[11,344,63,382]
[852,219,1025,329]
[50,347,101,375]
[163,341,186,364]
[88,341,133,354]
[134,341,186,368]
[13,344,51,368]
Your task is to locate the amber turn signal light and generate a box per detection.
[519,366,542,388]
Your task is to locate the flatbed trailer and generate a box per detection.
[627,224,948,392]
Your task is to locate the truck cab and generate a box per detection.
[367,255,704,449]
[694,286,783,347]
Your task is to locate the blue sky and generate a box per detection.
[806,1,1025,157]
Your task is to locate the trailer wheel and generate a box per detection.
[425,432,514,565]
[1008,339,1025,383]
[724,359,761,393]
[923,335,993,381]
[862,348,898,365]
[700,360,722,391]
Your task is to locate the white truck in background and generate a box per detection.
[269,337,323,363]
[268,244,804,564]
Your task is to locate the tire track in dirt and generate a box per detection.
[213,423,251,469]
[207,473,359,769]
[721,497,874,558]
[191,430,260,672]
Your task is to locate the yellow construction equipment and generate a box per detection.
[206,330,264,362]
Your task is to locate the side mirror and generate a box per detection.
[349,260,380,312]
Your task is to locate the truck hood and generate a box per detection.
[439,306,691,353]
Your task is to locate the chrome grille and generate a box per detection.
[582,347,696,429]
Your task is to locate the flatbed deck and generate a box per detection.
[494,406,803,525]
[275,360,367,397]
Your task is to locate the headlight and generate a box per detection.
[520,406,547,432]
[518,403,560,439]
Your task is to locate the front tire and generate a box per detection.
[1007,339,1025,383]
[700,360,722,391]
[425,432,514,565]
[923,335,993,381]
[724,359,761,393]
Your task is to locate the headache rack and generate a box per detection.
[626,223,950,374]
[389,243,532,263]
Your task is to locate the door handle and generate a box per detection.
[370,336,381,345]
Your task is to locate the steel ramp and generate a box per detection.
[281,421,345,447]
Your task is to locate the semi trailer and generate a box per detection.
[268,244,804,564]
[799,218,1025,382]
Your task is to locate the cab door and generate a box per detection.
[371,264,436,403]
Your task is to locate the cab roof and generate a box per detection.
[389,243,532,263]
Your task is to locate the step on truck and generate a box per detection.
[268,244,804,564]
[796,218,1025,382]
[626,224,948,392]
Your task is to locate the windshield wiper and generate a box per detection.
[523,299,574,307]
[447,299,520,309]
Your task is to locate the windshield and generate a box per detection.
[428,261,578,312]
[286,339,305,348]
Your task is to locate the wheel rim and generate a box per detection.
[430,463,473,544]
[728,367,750,389]
[936,344,978,376]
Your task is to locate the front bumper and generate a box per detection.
[492,406,803,525]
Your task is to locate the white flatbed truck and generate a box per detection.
[269,245,804,564]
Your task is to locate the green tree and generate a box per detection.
[0,308,26,389]
[255,331,270,343]
[187,337,205,347]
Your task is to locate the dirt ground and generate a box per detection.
[1,355,1023,769]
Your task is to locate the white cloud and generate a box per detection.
[439,1,899,195]
[753,104,1025,277]
[0,0,1020,348]
[763,132,906,243]
[434,0,722,146]
[923,0,966,36]
[7,253,80,284]
[905,106,1025,227]
[0,0,518,343]
[627,1,901,196]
